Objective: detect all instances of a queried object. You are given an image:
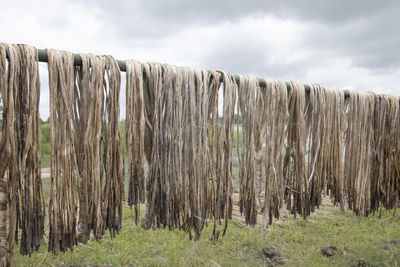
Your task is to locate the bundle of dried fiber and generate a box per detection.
[304,84,325,212]
[370,94,400,212]
[166,65,184,231]
[141,63,184,231]
[211,71,236,240]
[207,70,220,233]
[13,44,44,256]
[72,54,123,240]
[262,79,288,227]
[283,82,308,219]
[140,62,162,230]
[182,68,215,239]
[73,53,89,243]
[237,75,261,226]
[0,43,19,266]
[139,62,162,229]
[101,55,123,238]
[323,87,346,210]
[140,63,217,240]
[73,54,105,242]
[0,43,44,264]
[344,91,375,215]
[0,46,7,267]
[47,49,80,254]
[125,60,146,224]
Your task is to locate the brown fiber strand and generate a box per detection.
[304,84,325,212]
[125,60,146,224]
[0,43,44,265]
[140,62,162,230]
[73,54,105,242]
[344,91,374,215]
[370,94,400,212]
[102,55,124,238]
[262,80,288,227]
[211,71,236,240]
[47,49,80,254]
[140,63,220,239]
[14,45,44,256]
[207,71,220,237]
[85,54,105,240]
[284,82,308,219]
[73,53,92,243]
[73,54,123,241]
[0,43,17,267]
[237,75,260,226]
[324,87,346,210]
[3,44,20,266]
[182,67,213,239]
[0,45,7,267]
[305,85,346,212]
[48,50,123,252]
[237,78,288,227]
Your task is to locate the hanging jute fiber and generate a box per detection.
[0,43,17,267]
[73,53,107,242]
[237,75,259,226]
[48,50,123,252]
[237,78,289,227]
[125,60,146,224]
[0,43,43,266]
[139,62,163,230]
[284,81,308,219]
[321,86,346,210]
[102,55,124,239]
[74,54,123,243]
[139,63,225,240]
[303,85,347,212]
[47,49,80,254]
[14,44,43,256]
[211,71,236,240]
[304,84,326,212]
[370,94,400,213]
[344,91,375,215]
[261,79,288,227]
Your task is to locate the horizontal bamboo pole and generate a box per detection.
[37,49,350,97]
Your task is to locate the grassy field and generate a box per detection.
[12,196,400,266]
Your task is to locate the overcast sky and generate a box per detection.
[1,0,400,119]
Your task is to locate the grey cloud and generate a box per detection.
[75,0,398,35]
[189,27,310,82]
[73,0,400,72]
[196,42,307,81]
[300,5,400,71]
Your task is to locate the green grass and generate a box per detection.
[12,201,400,266]
[40,122,51,168]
